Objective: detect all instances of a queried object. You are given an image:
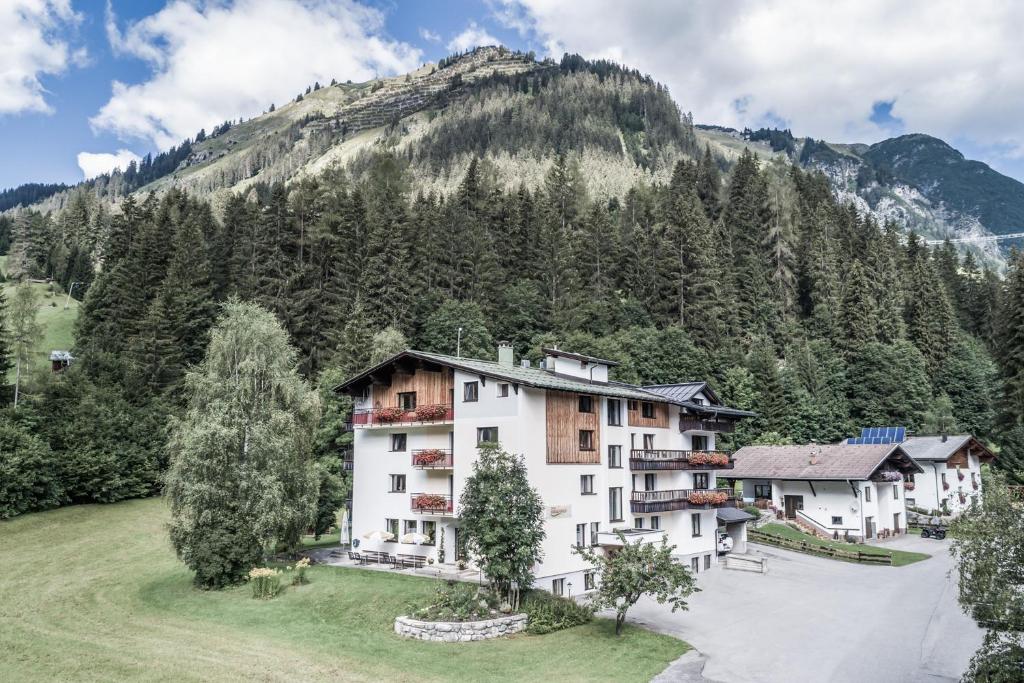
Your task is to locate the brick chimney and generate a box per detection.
[497,341,514,367]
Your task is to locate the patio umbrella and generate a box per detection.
[400,532,428,544]
[362,530,395,543]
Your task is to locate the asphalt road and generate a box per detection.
[633,535,983,683]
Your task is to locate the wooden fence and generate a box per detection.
[748,529,893,566]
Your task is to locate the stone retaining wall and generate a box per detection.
[394,613,528,642]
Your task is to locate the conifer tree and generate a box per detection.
[838,259,879,353]
[0,288,13,387]
[905,254,957,377]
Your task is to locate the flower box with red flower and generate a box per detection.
[411,493,452,513]
[942,481,950,491]
[686,490,729,506]
[414,404,451,421]
[957,470,965,481]
[688,451,730,467]
[903,481,916,491]
[376,406,407,423]
[412,449,451,467]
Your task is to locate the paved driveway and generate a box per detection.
[629,535,983,682]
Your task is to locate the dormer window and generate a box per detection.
[641,402,655,419]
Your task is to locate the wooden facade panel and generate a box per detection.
[373,368,454,408]
[627,400,670,428]
[946,448,969,469]
[546,390,601,464]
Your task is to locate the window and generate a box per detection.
[644,473,657,491]
[608,399,622,426]
[398,391,416,410]
[704,554,711,570]
[608,445,622,469]
[579,429,595,451]
[578,395,594,413]
[754,483,772,499]
[477,427,499,444]
[421,520,436,545]
[580,475,595,495]
[390,433,407,452]
[906,498,916,507]
[692,397,705,406]
[692,434,708,451]
[893,484,899,500]
[609,487,623,522]
[385,518,399,540]
[831,516,843,526]
[641,402,655,419]
[404,519,418,535]
[584,571,595,590]
[690,557,699,573]
[628,400,638,411]
[576,523,587,548]
[864,486,872,502]
[693,473,709,490]
[389,474,406,492]
[643,433,655,450]
[691,513,702,537]
[463,381,479,402]
[590,522,599,546]
[650,515,661,530]
[635,517,644,529]
[552,578,565,596]
[497,383,509,398]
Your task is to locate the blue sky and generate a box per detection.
[4,0,1024,189]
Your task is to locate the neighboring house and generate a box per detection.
[898,435,994,515]
[335,344,754,594]
[730,443,923,542]
[49,350,73,373]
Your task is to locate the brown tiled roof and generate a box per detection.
[731,443,922,481]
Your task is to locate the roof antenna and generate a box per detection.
[456,327,463,358]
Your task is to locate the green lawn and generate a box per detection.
[757,523,931,567]
[0,499,688,682]
[2,279,79,382]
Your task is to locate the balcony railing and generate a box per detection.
[630,487,735,513]
[410,492,454,515]
[630,449,734,471]
[351,403,454,427]
[412,448,454,469]
[679,417,736,433]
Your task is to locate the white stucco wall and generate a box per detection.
[906,455,983,516]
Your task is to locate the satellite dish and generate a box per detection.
[850,504,859,514]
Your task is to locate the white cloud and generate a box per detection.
[93,0,423,149]
[419,27,441,43]
[0,0,81,114]
[77,149,143,179]
[495,1,1024,159]
[447,21,499,52]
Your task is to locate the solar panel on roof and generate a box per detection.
[846,426,906,445]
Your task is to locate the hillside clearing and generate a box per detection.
[1,279,78,382]
[0,499,688,682]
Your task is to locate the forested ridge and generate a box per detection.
[2,54,1024,522]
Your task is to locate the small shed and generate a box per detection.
[50,350,73,373]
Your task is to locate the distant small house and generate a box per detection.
[730,443,923,542]
[899,435,994,515]
[50,351,73,373]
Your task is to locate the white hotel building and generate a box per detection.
[336,344,754,594]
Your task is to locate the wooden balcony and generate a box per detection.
[351,403,453,428]
[411,448,454,469]
[410,493,454,515]
[630,487,735,514]
[679,417,736,433]
[630,449,734,471]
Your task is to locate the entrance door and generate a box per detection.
[865,516,875,539]
[783,495,804,519]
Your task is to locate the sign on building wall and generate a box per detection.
[547,505,572,519]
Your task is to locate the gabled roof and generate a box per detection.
[730,443,923,481]
[335,349,658,401]
[541,347,620,367]
[642,383,756,418]
[901,435,994,462]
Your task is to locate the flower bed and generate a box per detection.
[688,451,730,467]
[687,490,729,506]
[412,494,450,511]
[395,613,528,642]
[414,404,450,421]
[376,406,407,423]
[413,449,448,466]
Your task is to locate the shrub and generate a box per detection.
[522,590,594,634]
[291,557,310,585]
[742,505,761,519]
[410,581,499,622]
[248,567,282,599]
